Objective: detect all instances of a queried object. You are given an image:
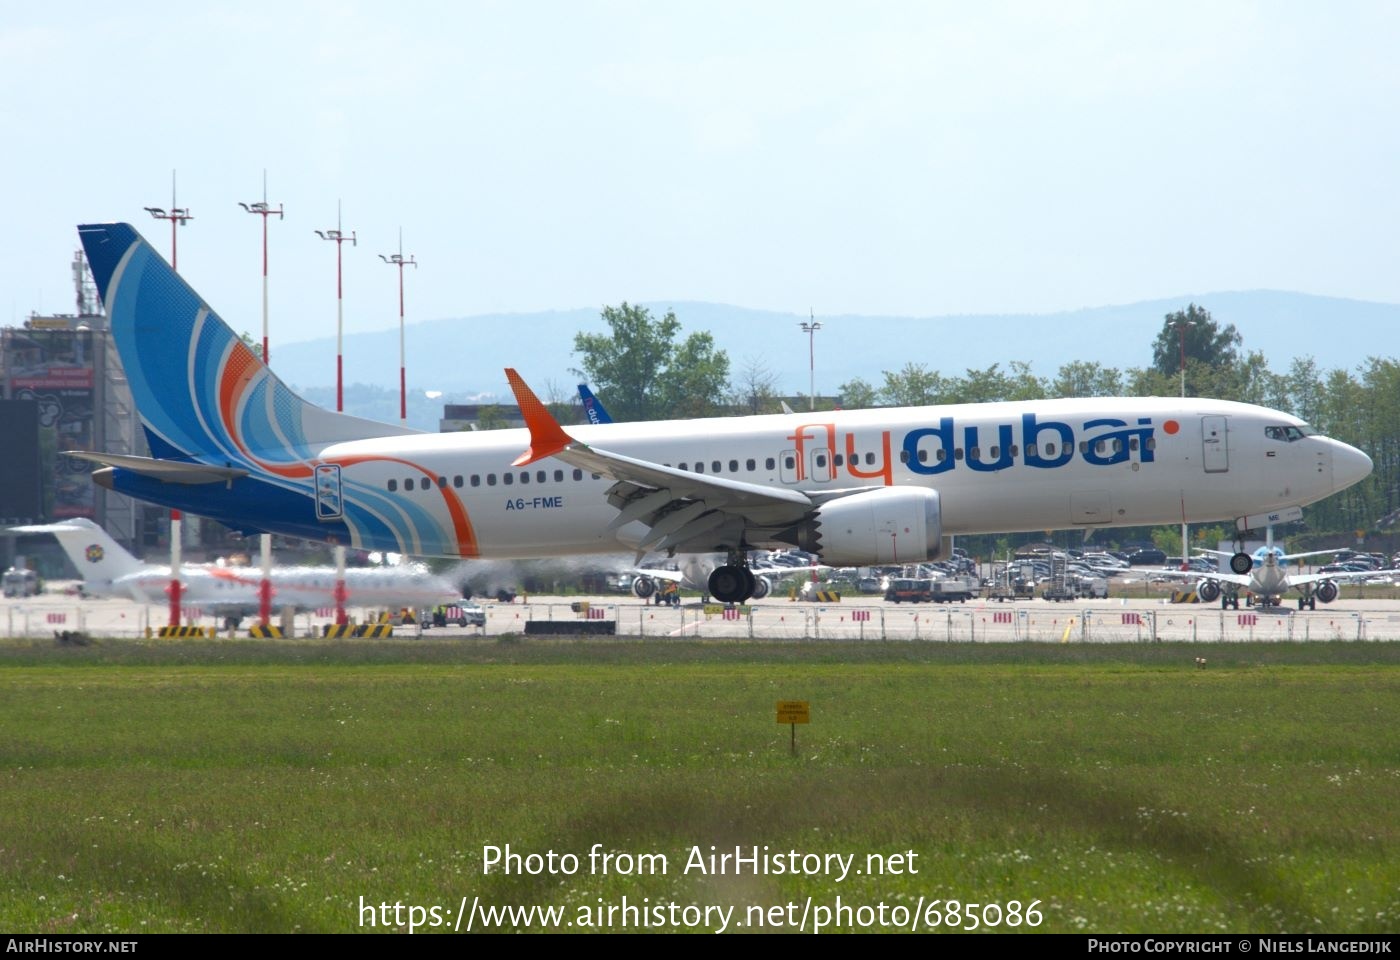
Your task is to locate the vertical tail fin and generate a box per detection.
[577,383,614,424]
[9,518,146,596]
[76,223,418,478]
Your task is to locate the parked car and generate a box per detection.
[1125,548,1168,566]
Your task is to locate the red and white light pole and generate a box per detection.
[239,174,284,627]
[316,206,356,628]
[379,232,417,423]
[145,171,193,628]
[315,204,356,415]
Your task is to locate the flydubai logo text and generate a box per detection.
[787,414,1170,484]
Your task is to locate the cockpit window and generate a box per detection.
[1265,424,1314,442]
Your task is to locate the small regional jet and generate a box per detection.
[67,222,1374,604]
[1149,518,1396,609]
[10,518,456,627]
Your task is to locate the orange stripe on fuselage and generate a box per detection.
[332,454,480,558]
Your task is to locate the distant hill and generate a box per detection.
[271,290,1400,422]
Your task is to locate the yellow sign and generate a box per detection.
[776,700,810,724]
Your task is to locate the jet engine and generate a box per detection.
[1315,580,1339,604]
[1196,579,1221,603]
[784,487,942,566]
[631,576,656,599]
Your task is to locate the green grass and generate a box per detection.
[1,637,1397,933]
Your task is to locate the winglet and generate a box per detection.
[506,368,577,466]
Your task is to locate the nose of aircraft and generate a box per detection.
[1330,439,1373,493]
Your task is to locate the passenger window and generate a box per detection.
[1027,443,1037,458]
[679,462,689,471]
[970,446,980,460]
[1010,445,1018,457]
[865,453,875,465]
[573,469,583,481]
[695,462,705,474]
[1046,443,1057,456]
[487,474,497,486]
[1145,438,1155,451]
[388,479,398,492]
[712,460,721,472]
[989,445,999,458]
[437,476,447,488]
[784,456,795,469]
[728,459,738,472]
[765,457,775,470]
[471,475,480,487]
[520,471,530,484]
[954,448,964,461]
[537,471,546,483]
[815,454,827,469]
[453,475,463,488]
[918,449,928,463]
[503,473,513,485]
[746,459,756,471]
[899,451,910,464]
[554,470,563,482]
[834,454,844,467]
[1129,438,1139,451]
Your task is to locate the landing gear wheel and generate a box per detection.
[1229,552,1253,575]
[708,565,748,604]
[741,568,755,601]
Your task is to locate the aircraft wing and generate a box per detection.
[1288,568,1400,588]
[507,369,841,555]
[1142,567,1253,589]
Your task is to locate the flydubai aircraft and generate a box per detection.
[11,518,456,626]
[69,222,1373,604]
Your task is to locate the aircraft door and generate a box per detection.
[315,464,344,520]
[809,447,833,483]
[1202,416,1229,473]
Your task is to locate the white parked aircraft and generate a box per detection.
[68,222,1374,604]
[11,518,456,626]
[1149,522,1396,609]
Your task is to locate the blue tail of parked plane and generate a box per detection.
[577,383,614,424]
[74,222,423,543]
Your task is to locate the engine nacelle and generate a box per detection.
[1315,580,1339,604]
[631,576,656,599]
[787,487,942,566]
[1196,579,1221,603]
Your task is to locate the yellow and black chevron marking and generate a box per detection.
[322,624,354,638]
[1170,590,1200,604]
[811,591,841,602]
[157,625,214,638]
[352,624,394,638]
[247,625,285,638]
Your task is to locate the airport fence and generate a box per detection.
[0,599,1394,643]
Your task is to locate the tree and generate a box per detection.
[1150,304,1242,379]
[572,303,730,421]
[731,357,780,415]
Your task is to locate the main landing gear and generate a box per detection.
[708,549,756,604]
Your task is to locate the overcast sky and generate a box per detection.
[3,1,1397,355]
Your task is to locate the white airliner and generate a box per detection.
[11,518,457,626]
[1148,518,1396,609]
[67,222,1374,604]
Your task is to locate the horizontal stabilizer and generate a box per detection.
[65,451,249,485]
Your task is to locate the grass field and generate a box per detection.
[1,637,1397,934]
